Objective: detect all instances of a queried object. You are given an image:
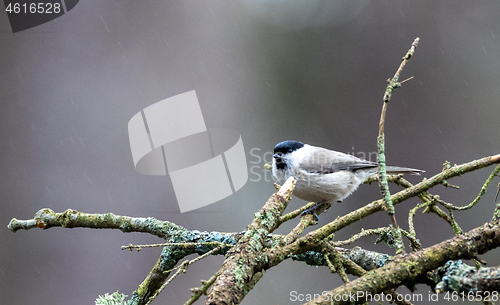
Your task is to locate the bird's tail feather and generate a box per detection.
[385,166,424,176]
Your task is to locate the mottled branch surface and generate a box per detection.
[305,221,500,305]
[433,260,500,294]
[7,208,238,305]
[206,177,296,304]
[8,208,189,238]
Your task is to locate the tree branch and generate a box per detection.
[205,177,296,304]
[433,260,500,294]
[304,221,500,305]
[378,37,420,232]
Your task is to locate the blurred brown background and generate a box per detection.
[1,1,500,304]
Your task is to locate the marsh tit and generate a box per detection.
[272,140,423,215]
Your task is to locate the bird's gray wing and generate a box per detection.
[299,148,377,174]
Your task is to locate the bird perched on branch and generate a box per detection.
[272,140,423,218]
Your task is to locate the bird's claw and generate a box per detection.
[300,204,321,222]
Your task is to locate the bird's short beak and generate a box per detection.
[273,153,280,159]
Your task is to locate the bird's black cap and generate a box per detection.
[273,140,304,154]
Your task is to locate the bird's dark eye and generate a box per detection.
[287,149,293,153]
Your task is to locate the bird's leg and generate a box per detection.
[300,202,328,222]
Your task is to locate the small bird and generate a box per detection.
[272,140,423,217]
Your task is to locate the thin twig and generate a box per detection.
[121,241,228,251]
[333,227,390,247]
[184,271,221,305]
[148,245,226,304]
[322,243,350,283]
[163,245,226,275]
[377,37,420,254]
[436,164,500,211]
[324,254,337,273]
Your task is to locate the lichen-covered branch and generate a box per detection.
[304,221,500,305]
[205,177,296,304]
[145,245,227,305]
[377,37,420,230]
[7,208,238,305]
[295,245,500,299]
[8,208,189,238]
[291,247,392,272]
[185,271,221,305]
[435,164,500,211]
[433,260,500,294]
